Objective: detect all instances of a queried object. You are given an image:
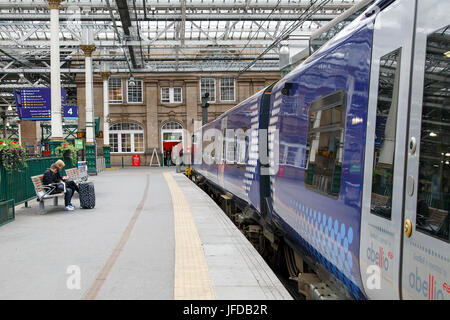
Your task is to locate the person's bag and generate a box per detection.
[79,182,95,209]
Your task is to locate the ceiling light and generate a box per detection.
[429,132,437,137]
[444,51,450,58]
[446,153,450,157]
[7,105,12,111]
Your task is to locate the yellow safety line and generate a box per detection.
[163,172,215,300]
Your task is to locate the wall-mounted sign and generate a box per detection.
[63,105,79,119]
[74,139,84,150]
[13,88,77,121]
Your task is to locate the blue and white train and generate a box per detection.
[190,0,450,300]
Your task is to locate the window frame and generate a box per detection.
[109,77,123,104]
[369,47,402,221]
[126,78,144,104]
[109,122,145,154]
[200,77,216,103]
[160,87,183,104]
[305,89,347,198]
[413,25,450,243]
[220,77,236,102]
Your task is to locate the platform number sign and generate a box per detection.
[63,105,78,119]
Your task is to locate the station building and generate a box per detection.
[75,72,279,166]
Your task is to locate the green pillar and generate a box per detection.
[103,145,111,168]
[48,139,63,156]
[85,143,97,175]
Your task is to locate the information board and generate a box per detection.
[14,88,78,120]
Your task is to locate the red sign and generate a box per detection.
[132,154,140,167]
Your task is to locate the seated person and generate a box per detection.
[43,162,75,211]
[55,159,79,193]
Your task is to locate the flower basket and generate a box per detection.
[0,139,27,172]
[55,142,77,166]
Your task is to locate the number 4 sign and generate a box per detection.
[63,105,79,119]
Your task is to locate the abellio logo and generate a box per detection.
[367,243,391,271]
[408,267,446,300]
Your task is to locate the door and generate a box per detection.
[359,0,416,299]
[401,0,450,300]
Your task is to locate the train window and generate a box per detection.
[370,48,401,220]
[305,89,346,197]
[415,25,450,242]
[220,117,228,164]
[236,128,247,165]
[225,129,235,164]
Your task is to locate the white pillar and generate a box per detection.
[100,72,110,145]
[48,0,63,139]
[81,44,96,144]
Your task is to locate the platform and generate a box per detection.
[0,167,292,300]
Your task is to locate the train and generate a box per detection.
[189,0,449,300]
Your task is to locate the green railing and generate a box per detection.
[0,199,14,226]
[0,156,76,206]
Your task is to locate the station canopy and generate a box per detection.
[0,0,367,109]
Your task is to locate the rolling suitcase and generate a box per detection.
[79,182,95,209]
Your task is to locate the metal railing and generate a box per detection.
[96,157,106,173]
[0,156,76,206]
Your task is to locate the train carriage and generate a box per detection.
[191,0,450,300]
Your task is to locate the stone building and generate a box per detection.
[75,72,280,166]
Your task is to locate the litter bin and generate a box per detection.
[132,154,140,167]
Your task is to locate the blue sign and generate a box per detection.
[63,105,78,119]
[13,89,22,119]
[14,88,68,120]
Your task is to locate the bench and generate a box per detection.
[30,174,66,214]
[65,167,87,184]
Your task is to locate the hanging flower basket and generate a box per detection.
[55,142,77,166]
[0,139,27,172]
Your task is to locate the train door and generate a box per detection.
[359,0,416,299]
[401,0,450,300]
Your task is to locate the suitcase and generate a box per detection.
[79,182,95,209]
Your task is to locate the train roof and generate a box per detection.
[280,0,394,83]
[195,0,395,133]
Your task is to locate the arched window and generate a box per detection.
[162,121,183,130]
[109,122,144,153]
[161,121,184,152]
